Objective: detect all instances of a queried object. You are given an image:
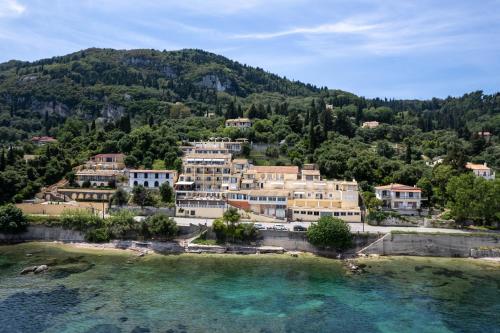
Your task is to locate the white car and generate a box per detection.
[273,224,288,231]
[253,223,266,230]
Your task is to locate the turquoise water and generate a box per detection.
[0,243,499,333]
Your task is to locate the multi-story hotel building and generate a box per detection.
[174,141,362,222]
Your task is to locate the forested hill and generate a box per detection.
[0,47,499,143]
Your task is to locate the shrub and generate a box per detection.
[106,210,138,238]
[212,218,227,242]
[144,213,178,239]
[307,216,353,250]
[0,204,28,233]
[60,209,104,231]
[85,228,111,243]
[110,188,129,207]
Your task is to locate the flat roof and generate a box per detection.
[250,166,299,174]
[129,169,177,173]
[375,183,421,192]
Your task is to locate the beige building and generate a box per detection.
[225,118,252,129]
[180,139,245,155]
[85,153,125,170]
[375,183,422,214]
[362,121,380,129]
[76,170,118,187]
[466,162,495,180]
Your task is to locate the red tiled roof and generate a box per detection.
[31,136,57,142]
[93,153,125,158]
[465,162,490,171]
[375,183,421,192]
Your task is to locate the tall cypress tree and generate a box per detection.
[0,149,5,171]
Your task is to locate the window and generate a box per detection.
[354,212,360,215]
[334,212,339,216]
[307,211,313,215]
[347,212,353,216]
[313,211,319,216]
[134,173,138,178]
[409,192,414,198]
[155,173,159,179]
[294,211,299,214]
[190,210,195,216]
[144,181,149,187]
[154,181,159,187]
[133,181,138,186]
[301,211,306,215]
[144,173,148,179]
[340,212,346,216]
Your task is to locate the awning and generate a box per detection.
[176,181,195,185]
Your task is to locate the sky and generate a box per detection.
[0,0,499,99]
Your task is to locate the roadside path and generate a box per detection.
[173,217,480,234]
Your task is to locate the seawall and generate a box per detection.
[0,225,85,243]
[359,232,500,257]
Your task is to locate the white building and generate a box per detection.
[465,163,495,180]
[225,118,252,129]
[128,170,178,189]
[375,183,422,214]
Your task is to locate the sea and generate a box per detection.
[0,243,499,333]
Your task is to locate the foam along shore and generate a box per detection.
[38,240,289,256]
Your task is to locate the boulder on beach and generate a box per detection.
[34,265,49,274]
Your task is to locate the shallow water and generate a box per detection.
[0,243,499,333]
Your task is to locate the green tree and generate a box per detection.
[0,204,28,233]
[110,188,129,206]
[144,213,178,239]
[307,216,353,250]
[159,182,174,203]
[132,185,156,208]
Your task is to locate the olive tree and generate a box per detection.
[307,216,353,250]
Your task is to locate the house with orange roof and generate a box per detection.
[375,183,422,214]
[465,162,495,180]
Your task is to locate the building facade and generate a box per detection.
[225,118,252,129]
[465,162,495,180]
[86,153,125,170]
[375,183,422,214]
[128,170,177,188]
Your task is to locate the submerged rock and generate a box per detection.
[20,266,38,275]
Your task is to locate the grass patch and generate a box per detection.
[152,159,166,170]
[191,238,219,245]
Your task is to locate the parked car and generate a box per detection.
[254,223,266,230]
[273,224,288,231]
[293,225,308,232]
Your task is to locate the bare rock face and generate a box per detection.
[101,104,125,120]
[31,99,70,117]
[198,74,232,92]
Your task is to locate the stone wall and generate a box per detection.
[360,232,500,257]
[205,229,379,255]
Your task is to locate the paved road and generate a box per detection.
[173,217,471,234]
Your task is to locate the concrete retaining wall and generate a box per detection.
[0,225,85,243]
[360,232,500,257]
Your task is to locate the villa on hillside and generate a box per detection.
[375,183,422,215]
[225,118,252,129]
[465,162,495,180]
[86,153,125,170]
[31,136,57,145]
[362,121,380,129]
